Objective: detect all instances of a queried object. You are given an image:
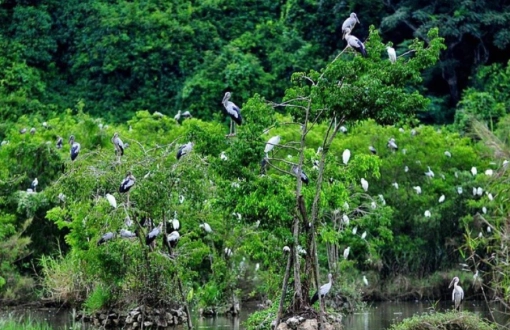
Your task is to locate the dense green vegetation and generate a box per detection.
[1,2,510,330]
[0,0,509,124]
[389,311,496,330]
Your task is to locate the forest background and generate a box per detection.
[1,0,510,320]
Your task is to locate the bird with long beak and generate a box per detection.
[448,276,464,311]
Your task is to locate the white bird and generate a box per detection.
[145,222,163,245]
[222,92,242,136]
[145,223,164,245]
[174,110,181,121]
[58,193,66,202]
[402,148,407,155]
[297,245,307,255]
[343,246,351,259]
[30,127,36,135]
[449,276,464,311]
[342,149,351,165]
[476,187,483,196]
[472,187,477,196]
[425,166,435,178]
[106,193,117,209]
[482,206,487,214]
[488,193,494,201]
[438,194,445,203]
[413,186,422,194]
[310,273,333,305]
[411,129,417,136]
[181,110,192,119]
[352,226,358,235]
[378,194,386,205]
[343,202,349,210]
[255,263,260,272]
[444,151,452,157]
[171,212,180,231]
[455,171,459,178]
[283,246,291,253]
[363,275,369,286]
[264,135,281,154]
[387,138,398,151]
[179,195,185,204]
[42,122,48,128]
[485,169,493,176]
[370,201,377,209]
[487,226,491,233]
[504,160,509,168]
[167,231,180,248]
[111,132,125,156]
[478,231,483,238]
[457,187,463,194]
[220,151,228,161]
[342,214,350,226]
[360,178,368,192]
[225,247,233,257]
[124,216,133,227]
[344,28,367,57]
[424,210,431,217]
[340,126,348,134]
[342,13,360,38]
[176,142,194,160]
[31,178,38,192]
[120,229,136,238]
[471,167,477,176]
[200,222,213,233]
[387,47,397,63]
[369,146,377,154]
[97,232,115,245]
[361,231,367,239]
[404,166,409,172]
[392,182,399,189]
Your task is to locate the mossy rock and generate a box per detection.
[390,311,495,330]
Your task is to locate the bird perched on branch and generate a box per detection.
[344,28,367,57]
[97,232,115,245]
[310,273,333,305]
[177,142,193,160]
[119,172,136,193]
[146,223,163,246]
[112,132,125,157]
[69,135,81,161]
[342,13,360,39]
[222,92,242,136]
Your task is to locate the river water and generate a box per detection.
[1,301,509,329]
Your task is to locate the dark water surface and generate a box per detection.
[1,301,509,329]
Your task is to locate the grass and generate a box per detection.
[0,316,53,330]
[389,311,496,330]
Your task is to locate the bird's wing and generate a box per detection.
[459,287,464,301]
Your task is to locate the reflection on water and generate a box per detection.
[1,301,509,330]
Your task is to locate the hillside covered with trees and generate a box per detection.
[2,0,510,328]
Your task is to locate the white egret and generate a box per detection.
[342,214,350,226]
[457,187,463,194]
[342,149,351,165]
[485,169,493,176]
[200,222,213,233]
[413,186,422,194]
[482,206,487,214]
[438,194,445,203]
[361,178,368,192]
[361,231,367,239]
[425,166,435,178]
[352,226,358,235]
[392,182,399,189]
[220,151,228,161]
[424,210,431,217]
[363,275,369,286]
[343,246,350,259]
[340,126,348,134]
[387,138,398,151]
[387,47,397,63]
[264,135,281,154]
[471,167,477,176]
[106,193,117,209]
[476,187,483,196]
[444,151,452,157]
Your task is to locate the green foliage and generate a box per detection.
[389,311,495,330]
[84,285,112,312]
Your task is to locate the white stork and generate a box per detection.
[310,273,333,305]
[176,142,194,160]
